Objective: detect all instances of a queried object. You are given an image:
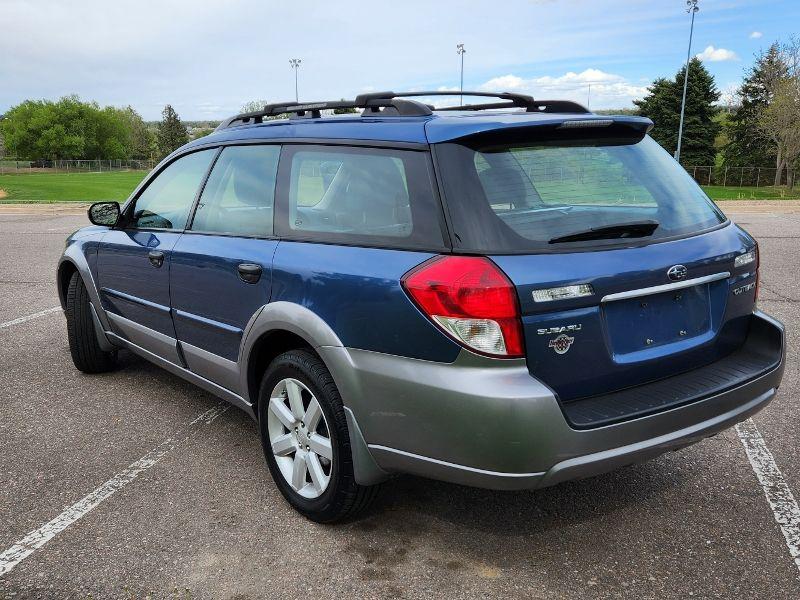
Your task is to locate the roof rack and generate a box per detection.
[216,90,590,130]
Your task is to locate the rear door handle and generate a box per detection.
[237,263,262,284]
[148,250,165,268]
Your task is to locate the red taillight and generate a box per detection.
[401,256,524,358]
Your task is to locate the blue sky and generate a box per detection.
[1,0,798,120]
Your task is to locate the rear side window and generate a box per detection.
[437,135,726,253]
[191,145,280,237]
[131,149,215,230]
[275,145,445,250]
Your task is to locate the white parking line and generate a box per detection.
[0,306,61,329]
[736,418,800,574]
[0,403,229,577]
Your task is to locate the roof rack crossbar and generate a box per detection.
[435,98,590,114]
[215,90,590,130]
[359,90,534,108]
[216,95,435,129]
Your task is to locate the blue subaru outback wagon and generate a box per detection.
[58,91,786,522]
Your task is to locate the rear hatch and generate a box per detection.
[491,226,756,400]
[434,119,759,401]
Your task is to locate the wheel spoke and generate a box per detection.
[309,435,332,460]
[271,433,295,457]
[286,380,305,420]
[303,397,323,431]
[306,452,328,492]
[269,397,295,429]
[291,451,307,491]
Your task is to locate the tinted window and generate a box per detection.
[191,145,280,236]
[131,150,215,230]
[276,145,445,249]
[437,135,725,253]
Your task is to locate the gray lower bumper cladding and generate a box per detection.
[328,311,785,490]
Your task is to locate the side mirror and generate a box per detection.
[88,202,121,227]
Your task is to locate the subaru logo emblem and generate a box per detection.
[667,265,688,281]
[548,334,575,355]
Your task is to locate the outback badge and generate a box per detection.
[548,333,575,355]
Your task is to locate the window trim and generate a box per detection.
[120,147,220,234]
[185,143,282,239]
[118,139,436,243]
[274,143,450,253]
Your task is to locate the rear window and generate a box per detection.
[275,145,446,250]
[437,134,726,253]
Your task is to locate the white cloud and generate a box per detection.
[480,75,527,90]
[696,45,738,62]
[750,31,763,39]
[477,69,647,109]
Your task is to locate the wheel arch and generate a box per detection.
[57,259,79,310]
[240,302,388,486]
[240,301,345,409]
[245,328,319,414]
[58,241,113,332]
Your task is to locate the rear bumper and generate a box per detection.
[324,311,785,490]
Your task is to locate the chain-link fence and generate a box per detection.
[684,165,797,188]
[0,158,156,174]
[0,156,796,191]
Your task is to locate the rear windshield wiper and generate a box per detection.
[548,220,659,244]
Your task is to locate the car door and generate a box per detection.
[97,148,216,364]
[169,144,281,391]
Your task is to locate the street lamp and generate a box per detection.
[675,0,699,163]
[289,58,302,102]
[457,43,466,106]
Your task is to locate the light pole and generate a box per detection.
[457,43,466,105]
[675,0,699,163]
[289,58,302,102]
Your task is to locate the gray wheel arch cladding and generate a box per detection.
[239,301,389,485]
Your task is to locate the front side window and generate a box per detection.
[437,134,726,253]
[191,145,280,236]
[130,149,215,230]
[276,145,445,249]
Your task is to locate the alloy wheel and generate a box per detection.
[267,378,333,499]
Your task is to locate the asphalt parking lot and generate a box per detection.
[0,207,798,599]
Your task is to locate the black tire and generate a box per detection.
[65,271,117,373]
[258,349,379,523]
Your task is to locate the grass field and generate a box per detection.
[0,170,798,203]
[0,171,148,202]
[701,185,798,201]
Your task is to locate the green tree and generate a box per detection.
[190,127,215,140]
[0,95,136,160]
[333,99,357,114]
[2,97,84,159]
[240,100,268,113]
[156,105,188,159]
[723,43,788,170]
[119,106,153,159]
[239,100,289,120]
[634,58,721,166]
[760,77,800,189]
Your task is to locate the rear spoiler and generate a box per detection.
[427,115,654,145]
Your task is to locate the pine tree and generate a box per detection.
[157,105,188,159]
[635,58,720,166]
[723,43,789,168]
[633,77,680,153]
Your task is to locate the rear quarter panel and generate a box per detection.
[270,241,460,362]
